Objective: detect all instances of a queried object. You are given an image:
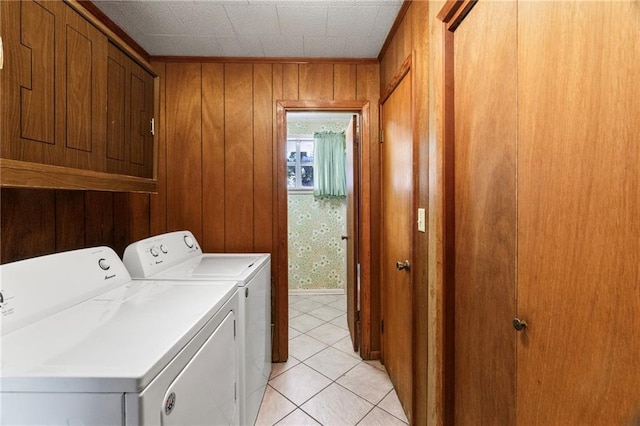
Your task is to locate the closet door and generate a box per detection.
[381,67,414,420]
[517,1,640,423]
[444,1,518,424]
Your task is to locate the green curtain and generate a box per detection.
[313,131,346,197]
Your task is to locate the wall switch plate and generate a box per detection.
[417,208,426,232]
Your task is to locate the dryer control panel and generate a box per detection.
[123,231,203,278]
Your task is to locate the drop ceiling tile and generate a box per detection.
[224,4,281,36]
[277,6,327,36]
[343,35,385,58]
[303,36,346,58]
[94,0,402,58]
[262,36,304,57]
[218,35,265,56]
[252,0,355,5]
[372,4,403,36]
[123,1,191,36]
[326,6,378,37]
[178,2,236,36]
[355,0,402,6]
[136,34,226,57]
[93,1,144,37]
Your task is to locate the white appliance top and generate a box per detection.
[123,231,270,284]
[0,247,238,394]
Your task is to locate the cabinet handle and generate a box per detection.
[0,36,4,70]
[150,118,155,136]
[396,260,410,271]
[513,318,528,331]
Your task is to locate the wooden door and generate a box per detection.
[345,115,360,351]
[381,71,413,419]
[448,1,518,424]
[517,1,640,423]
[441,0,640,423]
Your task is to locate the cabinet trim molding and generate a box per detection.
[0,159,157,193]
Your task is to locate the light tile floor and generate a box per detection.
[256,293,409,426]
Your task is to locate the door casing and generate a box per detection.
[275,100,372,361]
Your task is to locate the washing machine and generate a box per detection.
[0,246,239,426]
[123,231,271,426]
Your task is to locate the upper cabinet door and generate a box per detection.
[2,0,61,162]
[1,0,157,190]
[106,42,154,179]
[60,3,108,172]
[1,0,107,171]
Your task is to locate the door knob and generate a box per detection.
[396,260,410,271]
[341,235,348,240]
[513,318,528,331]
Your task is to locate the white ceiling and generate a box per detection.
[92,0,404,58]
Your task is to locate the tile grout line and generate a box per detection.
[262,294,407,425]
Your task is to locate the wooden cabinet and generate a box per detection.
[106,42,154,178]
[440,0,640,424]
[0,0,156,191]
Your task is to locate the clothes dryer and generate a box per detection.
[123,231,271,426]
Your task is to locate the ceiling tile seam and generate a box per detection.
[223,5,238,38]
[370,6,383,38]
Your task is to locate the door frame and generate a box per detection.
[275,100,371,361]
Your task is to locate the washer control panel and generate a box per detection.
[123,231,202,278]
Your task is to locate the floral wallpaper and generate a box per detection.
[287,119,351,136]
[288,193,346,290]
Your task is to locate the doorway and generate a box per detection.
[286,112,353,296]
[275,100,370,362]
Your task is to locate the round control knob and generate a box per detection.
[98,258,110,271]
[160,244,168,254]
[150,247,159,257]
[184,235,195,248]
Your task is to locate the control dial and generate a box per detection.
[150,247,159,257]
[160,244,169,254]
[98,258,110,271]
[184,235,195,248]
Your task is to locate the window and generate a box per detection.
[287,139,314,190]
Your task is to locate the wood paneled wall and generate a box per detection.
[0,188,149,263]
[0,59,380,364]
[155,60,380,362]
[379,2,430,425]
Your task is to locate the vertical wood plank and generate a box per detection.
[224,63,254,252]
[166,62,203,239]
[55,190,86,252]
[202,63,226,252]
[282,64,299,100]
[272,64,285,362]
[428,3,448,424]
[402,6,413,63]
[334,64,357,101]
[112,192,130,256]
[150,61,167,235]
[299,64,334,100]
[0,189,56,263]
[84,192,114,248]
[411,1,430,425]
[130,194,151,241]
[356,62,381,359]
[253,64,274,253]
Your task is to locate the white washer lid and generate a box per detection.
[149,254,270,284]
[1,280,238,393]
